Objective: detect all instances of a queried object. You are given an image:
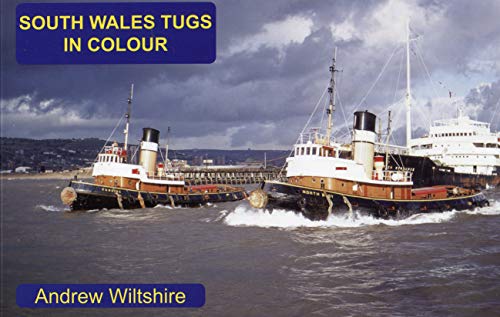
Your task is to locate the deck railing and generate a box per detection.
[372,170,413,182]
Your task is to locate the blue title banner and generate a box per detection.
[16,2,216,64]
[17,284,205,308]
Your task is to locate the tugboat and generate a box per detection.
[248,50,489,220]
[61,86,246,211]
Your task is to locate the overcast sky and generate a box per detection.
[1,0,499,149]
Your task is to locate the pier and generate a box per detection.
[180,167,284,185]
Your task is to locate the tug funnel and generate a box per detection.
[352,111,377,178]
[139,128,160,176]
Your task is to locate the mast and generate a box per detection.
[406,19,412,150]
[124,84,134,154]
[165,126,171,160]
[377,117,382,143]
[385,110,392,167]
[326,47,337,145]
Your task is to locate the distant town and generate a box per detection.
[0,137,288,174]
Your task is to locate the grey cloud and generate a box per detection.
[464,79,500,130]
[1,0,499,149]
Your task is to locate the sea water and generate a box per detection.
[2,179,500,316]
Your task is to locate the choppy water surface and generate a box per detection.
[2,179,500,316]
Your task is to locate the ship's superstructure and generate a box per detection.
[286,111,414,201]
[409,110,499,177]
[92,128,186,193]
[283,49,414,202]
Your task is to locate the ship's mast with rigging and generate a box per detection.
[326,47,337,145]
[406,19,412,150]
[124,83,134,156]
[385,110,392,167]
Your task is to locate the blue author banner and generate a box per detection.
[17,284,205,308]
[16,2,216,64]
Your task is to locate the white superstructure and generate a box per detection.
[409,110,500,175]
[399,20,499,178]
[286,129,413,187]
[93,140,185,186]
[285,49,413,188]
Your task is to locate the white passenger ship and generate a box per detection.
[409,110,499,177]
[377,20,500,188]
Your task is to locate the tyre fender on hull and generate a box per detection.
[248,189,268,209]
[61,187,77,206]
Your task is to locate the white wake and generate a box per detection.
[36,204,67,212]
[223,200,500,229]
